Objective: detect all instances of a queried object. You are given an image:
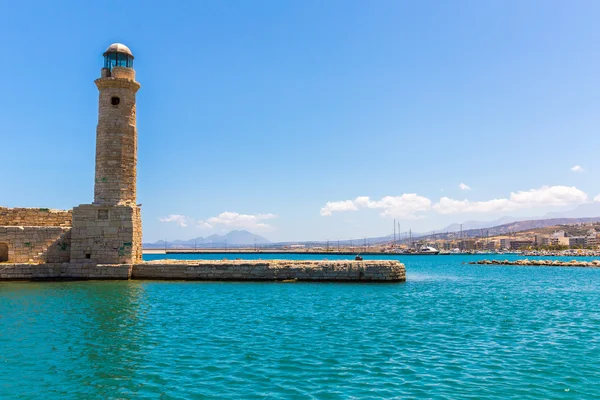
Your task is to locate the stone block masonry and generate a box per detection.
[0,207,72,227]
[133,260,406,282]
[93,67,140,206]
[0,260,406,282]
[0,227,71,263]
[0,263,131,280]
[70,204,142,264]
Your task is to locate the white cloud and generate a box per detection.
[161,212,277,231]
[433,197,513,214]
[509,186,587,205]
[321,194,432,219]
[433,185,588,214]
[357,194,432,218]
[571,165,584,173]
[205,211,277,231]
[459,183,471,191]
[594,194,600,203]
[159,214,193,228]
[197,220,213,229]
[320,200,359,216]
[324,186,590,219]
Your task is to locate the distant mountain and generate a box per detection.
[437,216,519,233]
[543,202,600,219]
[144,230,271,248]
[435,203,600,234]
[424,217,600,241]
[482,217,600,236]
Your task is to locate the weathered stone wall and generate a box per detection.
[93,72,140,206]
[0,260,405,282]
[0,207,72,227]
[132,260,406,282]
[110,65,136,80]
[0,263,131,280]
[70,204,142,264]
[0,227,71,263]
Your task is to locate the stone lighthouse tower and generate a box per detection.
[93,43,140,206]
[70,43,142,264]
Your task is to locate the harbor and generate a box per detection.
[2,3,600,398]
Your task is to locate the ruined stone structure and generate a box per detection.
[0,207,72,227]
[0,227,71,263]
[71,43,142,265]
[0,207,72,263]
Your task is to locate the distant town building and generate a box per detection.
[440,241,453,251]
[485,240,498,251]
[549,231,570,246]
[535,234,550,247]
[569,237,586,248]
[585,235,598,248]
[509,240,534,250]
[458,239,476,251]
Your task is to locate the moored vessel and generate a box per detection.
[400,246,440,255]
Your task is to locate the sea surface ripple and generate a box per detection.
[1,255,599,399]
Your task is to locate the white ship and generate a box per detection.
[418,246,440,255]
[400,246,440,255]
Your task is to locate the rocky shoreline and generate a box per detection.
[521,250,600,257]
[469,259,600,268]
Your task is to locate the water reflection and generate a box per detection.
[0,282,148,398]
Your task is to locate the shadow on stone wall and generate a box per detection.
[0,243,8,262]
[43,229,72,263]
[0,227,71,263]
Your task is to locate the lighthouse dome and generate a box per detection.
[103,43,134,70]
[104,43,133,57]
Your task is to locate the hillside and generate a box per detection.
[423,217,600,241]
[144,230,271,248]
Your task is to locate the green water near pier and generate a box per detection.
[1,254,599,398]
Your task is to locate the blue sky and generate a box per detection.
[1,1,600,242]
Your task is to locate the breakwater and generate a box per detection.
[0,259,405,282]
[470,259,600,268]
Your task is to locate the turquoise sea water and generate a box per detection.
[1,254,599,399]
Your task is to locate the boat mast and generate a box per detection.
[398,222,401,245]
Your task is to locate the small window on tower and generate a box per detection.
[98,210,109,220]
[111,96,120,106]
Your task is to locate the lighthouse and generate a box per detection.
[94,43,140,206]
[70,43,142,264]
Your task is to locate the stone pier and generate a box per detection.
[0,260,405,282]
